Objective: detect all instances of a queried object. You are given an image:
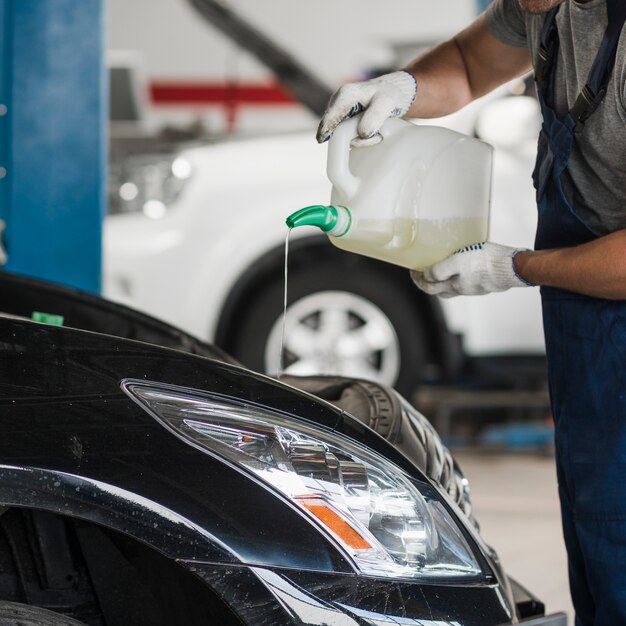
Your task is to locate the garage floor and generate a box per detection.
[454,451,574,623]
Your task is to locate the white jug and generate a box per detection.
[287,114,493,271]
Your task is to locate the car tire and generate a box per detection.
[229,252,429,398]
[0,602,87,626]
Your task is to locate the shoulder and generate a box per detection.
[484,0,529,48]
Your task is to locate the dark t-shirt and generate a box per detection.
[485,0,626,235]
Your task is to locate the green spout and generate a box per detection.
[286,205,351,236]
[286,205,336,231]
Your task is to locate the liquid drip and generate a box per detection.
[278,228,291,377]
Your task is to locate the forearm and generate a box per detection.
[514,229,626,299]
[402,15,531,119]
[402,39,476,118]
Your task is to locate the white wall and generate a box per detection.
[107,0,478,133]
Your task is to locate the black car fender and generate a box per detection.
[0,464,236,563]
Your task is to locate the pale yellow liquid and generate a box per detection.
[331,217,488,270]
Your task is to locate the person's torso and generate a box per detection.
[523,0,626,234]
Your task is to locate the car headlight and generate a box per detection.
[108,153,192,217]
[122,379,483,581]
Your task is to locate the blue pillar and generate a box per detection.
[0,0,106,294]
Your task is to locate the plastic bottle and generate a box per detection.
[286,114,493,270]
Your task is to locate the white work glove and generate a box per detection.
[410,242,532,298]
[316,70,417,147]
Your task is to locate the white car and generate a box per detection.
[103,85,545,398]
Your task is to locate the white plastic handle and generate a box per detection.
[327,114,404,198]
[327,115,360,199]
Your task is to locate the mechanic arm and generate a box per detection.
[317,15,531,142]
[411,231,626,300]
[515,229,626,300]
[404,14,531,118]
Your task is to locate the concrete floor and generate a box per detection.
[454,451,574,624]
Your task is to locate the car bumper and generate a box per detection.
[517,614,568,626]
[186,561,565,626]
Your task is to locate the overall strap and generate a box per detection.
[534,0,626,130]
[570,0,626,130]
[535,5,561,89]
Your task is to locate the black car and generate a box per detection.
[0,271,565,626]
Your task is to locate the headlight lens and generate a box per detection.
[108,154,192,217]
[122,380,483,580]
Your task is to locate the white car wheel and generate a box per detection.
[225,249,430,397]
[264,290,401,385]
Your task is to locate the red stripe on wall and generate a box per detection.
[149,81,297,105]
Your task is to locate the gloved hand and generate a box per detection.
[410,242,532,298]
[316,70,417,146]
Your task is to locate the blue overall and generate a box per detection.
[533,2,626,624]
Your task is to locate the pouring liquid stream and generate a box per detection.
[278,228,291,377]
